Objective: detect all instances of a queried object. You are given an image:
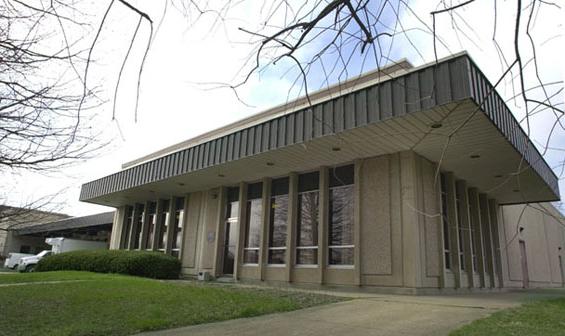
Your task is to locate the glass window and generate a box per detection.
[440,173,451,270]
[132,204,144,250]
[268,177,289,264]
[122,206,133,249]
[244,183,262,264]
[223,193,239,275]
[296,172,319,265]
[328,165,354,265]
[456,188,465,271]
[157,200,170,252]
[468,194,478,272]
[171,198,185,258]
[145,202,157,250]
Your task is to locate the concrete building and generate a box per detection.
[79,52,565,292]
[0,209,113,260]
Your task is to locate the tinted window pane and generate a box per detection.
[329,185,354,246]
[269,195,288,247]
[297,191,318,247]
[298,171,319,192]
[244,249,259,264]
[296,248,318,265]
[329,164,354,187]
[245,199,262,248]
[132,205,144,249]
[329,247,354,265]
[268,249,285,264]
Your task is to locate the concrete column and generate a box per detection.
[285,173,298,282]
[445,172,462,288]
[318,167,329,284]
[234,182,248,280]
[139,201,152,250]
[151,200,164,251]
[110,207,125,250]
[119,206,132,249]
[488,199,504,288]
[456,180,474,287]
[213,187,227,277]
[354,159,362,286]
[479,193,495,288]
[165,197,176,255]
[468,188,486,287]
[127,204,141,250]
[259,178,272,281]
[400,152,424,288]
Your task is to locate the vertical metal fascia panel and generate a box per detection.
[380,80,393,119]
[254,125,262,154]
[198,144,205,169]
[355,89,368,125]
[277,116,286,148]
[203,142,210,168]
[323,100,334,135]
[226,134,234,161]
[405,71,420,114]
[270,119,278,149]
[367,85,380,122]
[419,67,435,110]
[344,93,355,129]
[392,77,406,117]
[247,127,255,156]
[334,97,344,132]
[219,137,227,164]
[304,108,313,141]
[286,114,295,145]
[240,130,248,158]
[436,61,451,105]
[295,110,304,143]
[262,122,270,152]
[233,132,241,160]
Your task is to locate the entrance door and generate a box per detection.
[559,256,565,287]
[222,201,239,275]
[519,240,529,288]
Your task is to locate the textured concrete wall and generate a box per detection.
[500,203,565,288]
[109,206,125,250]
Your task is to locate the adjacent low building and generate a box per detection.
[0,209,114,259]
[79,52,565,292]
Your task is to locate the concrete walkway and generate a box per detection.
[137,289,564,336]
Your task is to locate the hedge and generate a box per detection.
[35,250,181,279]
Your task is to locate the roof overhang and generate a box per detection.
[80,53,559,207]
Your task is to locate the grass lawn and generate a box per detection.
[0,271,344,336]
[450,297,565,336]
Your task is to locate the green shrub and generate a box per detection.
[35,250,181,279]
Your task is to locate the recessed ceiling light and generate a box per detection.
[178,183,185,186]
[266,162,275,166]
[494,175,503,178]
[513,189,520,193]
[430,123,442,129]
[149,190,155,193]
[218,174,225,178]
[470,154,480,159]
[332,147,341,152]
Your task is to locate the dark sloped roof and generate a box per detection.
[14,211,114,235]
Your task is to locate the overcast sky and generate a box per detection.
[5,0,563,217]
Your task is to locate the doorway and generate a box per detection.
[519,240,529,288]
[222,200,239,275]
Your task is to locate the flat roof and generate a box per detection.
[79,52,559,205]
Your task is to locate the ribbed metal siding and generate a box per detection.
[467,58,559,196]
[80,55,558,201]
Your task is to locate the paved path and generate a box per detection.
[137,290,564,336]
